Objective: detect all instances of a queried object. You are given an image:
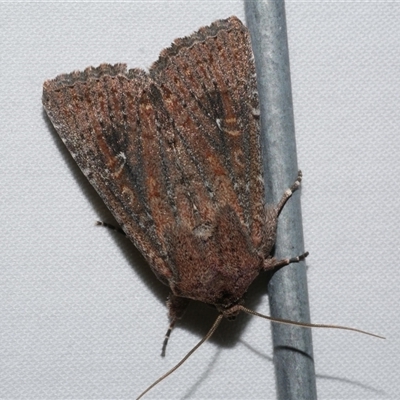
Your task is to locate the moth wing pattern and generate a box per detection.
[149,16,266,254]
[42,16,268,310]
[43,64,173,284]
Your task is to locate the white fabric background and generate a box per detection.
[1,1,398,399]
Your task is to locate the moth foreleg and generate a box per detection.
[96,221,126,236]
[161,295,190,357]
[263,251,308,272]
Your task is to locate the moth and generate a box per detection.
[42,16,382,398]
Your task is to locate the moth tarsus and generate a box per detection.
[161,321,175,357]
[96,221,126,236]
[276,169,303,216]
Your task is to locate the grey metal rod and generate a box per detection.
[245,1,317,400]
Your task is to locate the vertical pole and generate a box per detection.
[245,1,317,399]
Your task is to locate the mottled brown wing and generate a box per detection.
[43,64,174,284]
[149,16,266,251]
[42,16,266,288]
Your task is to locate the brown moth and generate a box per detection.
[42,16,382,398]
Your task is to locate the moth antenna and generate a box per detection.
[137,314,224,400]
[239,306,385,339]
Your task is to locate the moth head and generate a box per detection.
[217,302,243,320]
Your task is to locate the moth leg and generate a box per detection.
[263,251,309,271]
[95,221,126,236]
[161,294,190,357]
[276,170,303,216]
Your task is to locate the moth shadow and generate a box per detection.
[315,373,387,397]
